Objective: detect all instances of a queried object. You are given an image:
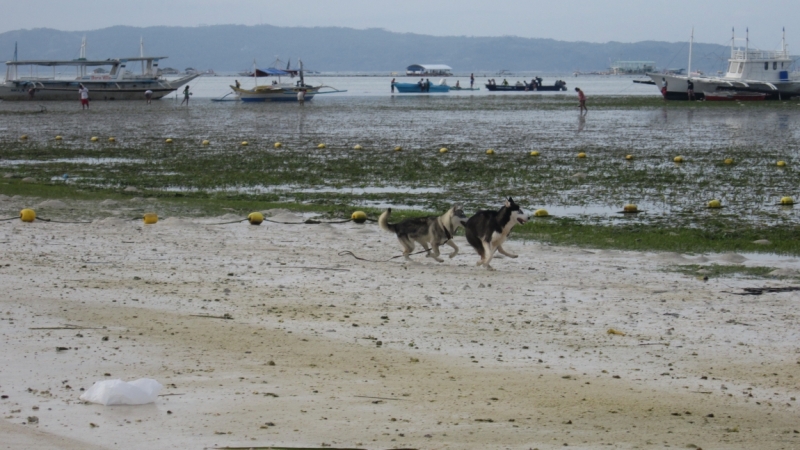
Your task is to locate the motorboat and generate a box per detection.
[647,28,800,100]
[0,40,198,101]
[485,78,567,91]
[703,91,767,101]
[393,79,450,93]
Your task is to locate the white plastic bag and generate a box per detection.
[79,378,163,406]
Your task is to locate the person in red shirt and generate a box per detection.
[575,87,587,115]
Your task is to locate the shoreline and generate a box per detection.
[2,205,799,449]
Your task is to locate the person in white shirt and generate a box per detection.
[144,89,153,104]
[79,84,89,109]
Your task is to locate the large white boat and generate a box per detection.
[0,41,198,101]
[647,29,800,100]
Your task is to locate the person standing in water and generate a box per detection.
[575,87,587,115]
[180,85,191,106]
[144,89,153,104]
[391,78,396,93]
[687,79,695,101]
[79,84,89,109]
[470,73,475,88]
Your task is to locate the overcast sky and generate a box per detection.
[2,0,798,52]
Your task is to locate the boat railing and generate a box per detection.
[730,49,790,61]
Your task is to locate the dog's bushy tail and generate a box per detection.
[378,208,394,232]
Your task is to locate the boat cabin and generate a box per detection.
[722,30,793,83]
[4,56,167,83]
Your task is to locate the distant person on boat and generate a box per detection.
[181,85,191,106]
[687,79,695,101]
[470,73,475,88]
[418,78,424,91]
[235,79,241,89]
[502,79,509,86]
[575,87,587,115]
[425,78,431,92]
[79,84,89,109]
[455,80,461,88]
[661,78,668,99]
[391,78,396,93]
[144,89,153,104]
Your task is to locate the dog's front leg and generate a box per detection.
[445,239,459,258]
[497,245,518,259]
[429,242,444,263]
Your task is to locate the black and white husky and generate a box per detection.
[464,197,529,270]
[378,206,468,262]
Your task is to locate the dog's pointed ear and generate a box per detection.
[504,198,512,207]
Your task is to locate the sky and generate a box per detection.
[1,0,798,52]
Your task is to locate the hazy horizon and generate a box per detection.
[1,0,798,51]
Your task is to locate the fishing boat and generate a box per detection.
[0,39,198,101]
[393,79,450,93]
[485,78,567,91]
[703,91,767,101]
[228,60,344,102]
[647,28,800,100]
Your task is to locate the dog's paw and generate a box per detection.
[485,265,496,271]
[507,253,518,259]
[435,258,444,263]
[448,252,458,259]
[475,260,484,266]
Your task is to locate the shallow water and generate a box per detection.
[1,80,798,225]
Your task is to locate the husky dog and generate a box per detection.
[378,206,468,262]
[464,197,528,270]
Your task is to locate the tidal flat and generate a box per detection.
[1,95,798,254]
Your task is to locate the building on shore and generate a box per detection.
[610,61,656,75]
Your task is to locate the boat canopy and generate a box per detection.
[406,64,452,74]
[4,57,167,66]
[254,67,292,77]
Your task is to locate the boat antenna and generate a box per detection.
[731,27,735,58]
[140,37,145,74]
[688,27,693,78]
[252,58,257,85]
[782,27,786,54]
[745,27,749,60]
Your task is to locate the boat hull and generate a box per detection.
[703,91,767,101]
[232,85,318,102]
[485,84,567,92]
[393,83,450,93]
[0,74,198,101]
[646,73,800,100]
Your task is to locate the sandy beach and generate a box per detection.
[1,202,799,449]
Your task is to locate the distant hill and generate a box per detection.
[0,25,733,74]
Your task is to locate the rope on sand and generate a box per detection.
[338,249,431,263]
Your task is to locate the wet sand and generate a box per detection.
[1,203,799,449]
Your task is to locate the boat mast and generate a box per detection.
[140,37,145,74]
[745,28,749,60]
[731,27,735,59]
[299,59,305,87]
[79,36,87,78]
[688,27,693,77]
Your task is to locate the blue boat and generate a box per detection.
[393,81,450,93]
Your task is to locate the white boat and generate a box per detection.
[0,40,198,101]
[647,28,800,100]
[228,60,343,102]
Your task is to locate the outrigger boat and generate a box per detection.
[228,59,344,102]
[0,39,198,101]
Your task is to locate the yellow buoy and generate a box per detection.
[777,160,786,167]
[351,211,368,224]
[241,141,248,146]
[55,135,63,141]
[19,135,28,140]
[674,155,684,163]
[623,204,638,213]
[486,149,495,155]
[165,138,173,143]
[708,199,722,208]
[780,196,794,205]
[533,209,549,217]
[201,140,210,145]
[317,143,326,149]
[247,212,264,225]
[439,147,448,153]
[274,142,282,148]
[19,209,36,222]
[354,144,363,150]
[724,158,733,165]
[394,146,402,151]
[143,213,158,224]
[530,151,540,156]
[108,137,116,142]
[625,154,633,160]
[90,136,99,142]
[577,152,586,158]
